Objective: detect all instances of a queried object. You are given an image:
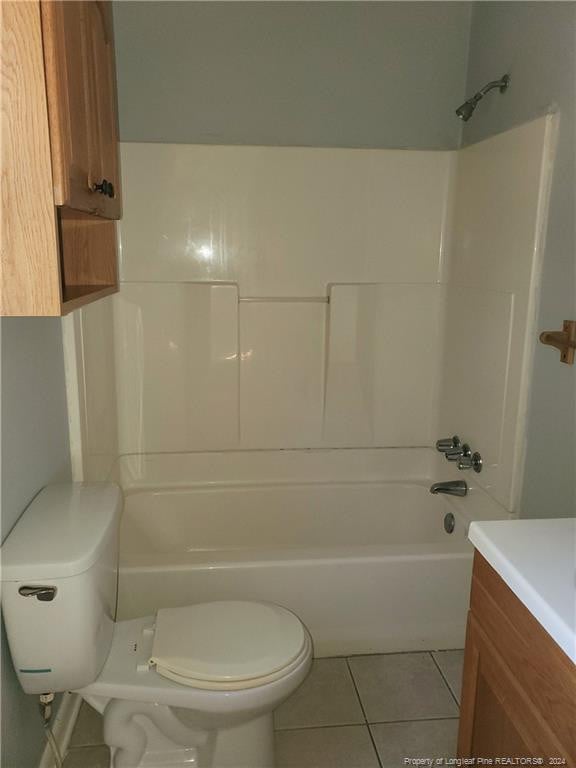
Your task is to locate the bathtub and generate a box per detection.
[117,451,476,656]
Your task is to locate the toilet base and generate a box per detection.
[207,714,274,768]
[77,620,311,768]
[93,697,275,768]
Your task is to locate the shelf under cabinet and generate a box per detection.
[61,284,118,314]
[58,207,118,314]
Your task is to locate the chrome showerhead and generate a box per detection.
[455,74,510,122]
[455,97,480,122]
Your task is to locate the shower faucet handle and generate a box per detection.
[458,451,483,473]
[445,443,471,462]
[436,435,461,453]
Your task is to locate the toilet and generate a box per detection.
[1,483,312,768]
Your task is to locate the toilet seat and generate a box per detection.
[150,601,308,691]
[78,614,312,709]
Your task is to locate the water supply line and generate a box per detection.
[39,693,63,768]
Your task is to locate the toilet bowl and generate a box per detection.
[0,484,313,768]
[78,603,313,768]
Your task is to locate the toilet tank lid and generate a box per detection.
[1,483,123,581]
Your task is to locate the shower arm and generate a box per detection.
[477,77,510,97]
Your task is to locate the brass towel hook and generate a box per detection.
[539,320,576,365]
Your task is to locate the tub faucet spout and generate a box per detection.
[430,480,468,497]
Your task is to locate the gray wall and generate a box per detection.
[462,2,576,518]
[1,319,71,767]
[113,1,471,149]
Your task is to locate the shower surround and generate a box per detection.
[64,115,556,653]
[114,144,450,454]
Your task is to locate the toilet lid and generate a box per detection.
[150,601,306,686]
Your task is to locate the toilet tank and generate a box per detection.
[1,483,123,694]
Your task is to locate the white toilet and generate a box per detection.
[1,483,312,768]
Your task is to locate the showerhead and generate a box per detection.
[455,74,510,122]
[455,97,480,122]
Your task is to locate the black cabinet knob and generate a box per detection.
[92,179,109,195]
[92,179,115,198]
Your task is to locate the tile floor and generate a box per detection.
[63,650,464,768]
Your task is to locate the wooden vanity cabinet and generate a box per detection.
[1,0,120,316]
[458,553,576,765]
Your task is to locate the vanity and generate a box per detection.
[458,519,576,765]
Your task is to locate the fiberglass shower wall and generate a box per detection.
[67,117,556,514]
[438,115,557,511]
[111,144,452,452]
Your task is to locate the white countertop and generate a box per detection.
[468,518,576,663]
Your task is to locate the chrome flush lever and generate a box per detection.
[18,586,57,601]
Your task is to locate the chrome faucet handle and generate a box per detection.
[458,451,483,473]
[445,442,471,461]
[436,435,461,452]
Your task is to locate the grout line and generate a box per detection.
[345,648,464,660]
[429,651,461,709]
[276,722,375,734]
[369,716,460,726]
[66,745,107,751]
[344,658,368,725]
[297,649,465,662]
[345,658,383,768]
[275,716,461,734]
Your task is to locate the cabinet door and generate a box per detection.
[458,556,576,765]
[41,0,121,219]
[458,615,540,760]
[83,1,121,219]
[41,1,94,213]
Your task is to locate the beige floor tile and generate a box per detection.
[63,745,110,768]
[432,651,464,704]
[275,658,365,730]
[371,719,459,767]
[348,653,459,723]
[69,701,104,747]
[276,725,379,768]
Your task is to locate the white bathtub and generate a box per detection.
[117,451,476,656]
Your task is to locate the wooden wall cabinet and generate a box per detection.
[458,553,576,765]
[1,0,121,316]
